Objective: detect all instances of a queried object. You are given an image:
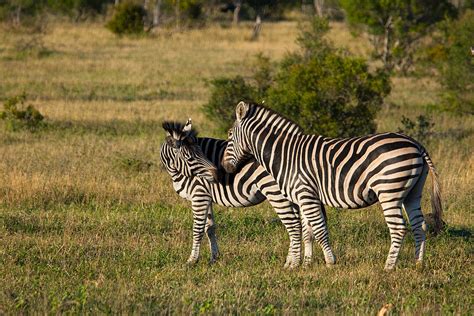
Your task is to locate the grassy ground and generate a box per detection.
[0,21,472,314]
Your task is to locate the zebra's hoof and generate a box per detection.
[384,265,395,272]
[325,255,336,266]
[415,260,424,271]
[186,257,199,266]
[285,263,299,270]
[284,259,300,270]
[302,257,312,267]
[208,255,219,265]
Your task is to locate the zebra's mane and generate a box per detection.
[249,102,304,134]
[162,121,198,142]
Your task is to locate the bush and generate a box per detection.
[0,94,45,131]
[398,115,435,144]
[437,10,474,114]
[106,2,145,35]
[202,76,257,134]
[266,18,390,137]
[202,18,390,138]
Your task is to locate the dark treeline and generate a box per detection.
[0,0,313,25]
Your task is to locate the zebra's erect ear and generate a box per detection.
[182,118,192,133]
[162,122,173,138]
[236,101,249,121]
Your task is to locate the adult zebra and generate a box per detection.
[222,102,443,270]
[160,119,316,267]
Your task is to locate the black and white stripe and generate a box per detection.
[160,120,314,267]
[222,102,443,270]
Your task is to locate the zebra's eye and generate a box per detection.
[228,129,233,138]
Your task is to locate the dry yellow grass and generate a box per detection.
[0,20,472,313]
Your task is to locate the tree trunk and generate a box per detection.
[313,0,324,17]
[153,0,162,27]
[251,15,262,41]
[175,0,180,30]
[115,0,120,6]
[382,16,393,71]
[143,0,150,27]
[14,4,22,26]
[232,1,241,26]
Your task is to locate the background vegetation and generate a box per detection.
[0,0,472,314]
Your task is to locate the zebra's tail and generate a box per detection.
[421,148,444,234]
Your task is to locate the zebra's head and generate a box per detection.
[160,119,218,183]
[222,101,253,173]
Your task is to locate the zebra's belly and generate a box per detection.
[210,183,266,208]
[321,188,378,209]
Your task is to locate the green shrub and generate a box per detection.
[398,115,435,144]
[266,19,390,138]
[202,18,390,138]
[106,2,145,35]
[437,10,474,114]
[202,76,257,134]
[0,93,45,131]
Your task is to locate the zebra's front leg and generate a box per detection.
[205,206,220,264]
[187,196,212,265]
[297,193,335,266]
[266,201,301,269]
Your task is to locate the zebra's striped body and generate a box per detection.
[222,102,443,270]
[161,121,313,267]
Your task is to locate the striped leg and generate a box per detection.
[256,179,302,268]
[205,207,220,264]
[187,193,212,265]
[267,199,302,269]
[403,167,428,267]
[302,215,313,266]
[380,197,407,270]
[296,190,335,266]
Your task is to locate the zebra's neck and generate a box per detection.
[243,106,311,179]
[196,137,227,168]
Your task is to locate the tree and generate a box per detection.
[0,0,45,25]
[436,9,474,114]
[314,0,324,17]
[340,0,457,73]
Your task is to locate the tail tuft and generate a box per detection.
[422,150,444,234]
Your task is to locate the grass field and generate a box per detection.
[0,20,472,314]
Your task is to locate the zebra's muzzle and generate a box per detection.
[222,161,237,174]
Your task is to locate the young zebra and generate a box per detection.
[160,119,316,267]
[222,102,443,270]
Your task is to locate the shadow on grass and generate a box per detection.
[444,226,472,239]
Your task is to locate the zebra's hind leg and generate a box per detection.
[380,197,408,271]
[205,205,220,264]
[403,166,429,268]
[302,215,313,267]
